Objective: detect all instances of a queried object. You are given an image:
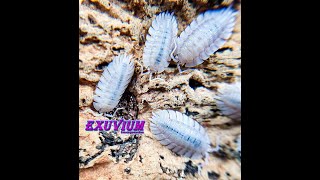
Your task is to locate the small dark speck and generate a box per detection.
[112,47,125,52]
[212,148,228,159]
[177,169,182,178]
[189,78,203,90]
[208,171,220,180]
[82,99,86,103]
[160,163,167,173]
[124,167,131,174]
[184,160,198,177]
[185,108,199,116]
[160,155,164,160]
[226,172,231,176]
[79,29,88,37]
[96,62,109,70]
[111,149,116,157]
[88,14,97,24]
[139,155,143,163]
[226,72,233,76]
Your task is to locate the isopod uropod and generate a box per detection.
[93,54,135,115]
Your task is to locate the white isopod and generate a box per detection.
[93,54,135,114]
[173,7,237,69]
[149,110,219,161]
[214,82,241,121]
[142,11,178,80]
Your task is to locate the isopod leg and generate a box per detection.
[177,63,182,74]
[170,39,177,62]
[112,107,125,117]
[149,73,165,81]
[103,108,125,118]
[177,65,196,74]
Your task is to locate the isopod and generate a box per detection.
[93,54,135,114]
[149,110,219,161]
[173,7,237,68]
[214,82,241,121]
[142,11,178,80]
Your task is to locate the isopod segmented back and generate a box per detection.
[214,82,241,121]
[174,8,237,67]
[149,110,212,159]
[93,54,135,113]
[142,11,178,73]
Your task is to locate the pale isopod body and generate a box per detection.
[142,12,178,74]
[93,54,135,113]
[214,82,241,121]
[150,110,216,160]
[174,8,237,67]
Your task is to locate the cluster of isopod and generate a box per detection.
[142,7,238,79]
[92,5,241,170]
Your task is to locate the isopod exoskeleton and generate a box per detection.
[93,54,135,114]
[149,110,219,160]
[142,11,178,79]
[214,82,241,121]
[174,8,237,68]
